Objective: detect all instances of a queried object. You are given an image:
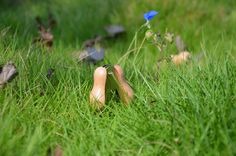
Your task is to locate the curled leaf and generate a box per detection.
[72,46,105,64]
[82,35,103,48]
[87,46,105,63]
[0,62,17,88]
[77,50,89,61]
[105,25,125,37]
[33,16,54,48]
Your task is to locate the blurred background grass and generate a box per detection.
[1,0,236,48]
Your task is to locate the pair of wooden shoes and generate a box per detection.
[90,65,134,110]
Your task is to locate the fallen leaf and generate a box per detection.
[33,15,54,48]
[46,68,55,79]
[0,62,17,88]
[73,46,105,64]
[82,35,103,48]
[76,50,89,61]
[86,46,105,63]
[105,25,125,38]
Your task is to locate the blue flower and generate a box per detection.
[144,10,158,21]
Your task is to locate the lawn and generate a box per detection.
[0,0,236,155]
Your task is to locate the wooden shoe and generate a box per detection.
[89,67,107,109]
[113,64,134,105]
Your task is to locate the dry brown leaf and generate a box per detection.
[82,35,103,48]
[72,46,105,64]
[33,15,54,48]
[72,50,89,62]
[0,62,17,88]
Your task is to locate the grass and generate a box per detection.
[0,0,236,155]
